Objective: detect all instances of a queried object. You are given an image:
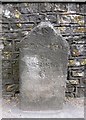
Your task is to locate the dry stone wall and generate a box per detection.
[1,2,86,97]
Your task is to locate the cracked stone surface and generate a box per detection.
[20,21,69,110]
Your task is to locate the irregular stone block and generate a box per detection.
[20,21,69,111]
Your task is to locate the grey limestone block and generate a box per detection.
[20,21,69,111]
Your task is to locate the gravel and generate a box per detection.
[2,95,84,118]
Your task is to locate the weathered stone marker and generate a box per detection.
[20,22,69,110]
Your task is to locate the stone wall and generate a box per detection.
[1,2,86,97]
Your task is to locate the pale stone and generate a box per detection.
[20,21,69,110]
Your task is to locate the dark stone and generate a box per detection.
[20,21,69,110]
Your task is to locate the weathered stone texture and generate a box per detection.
[20,22,69,110]
[2,3,86,97]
